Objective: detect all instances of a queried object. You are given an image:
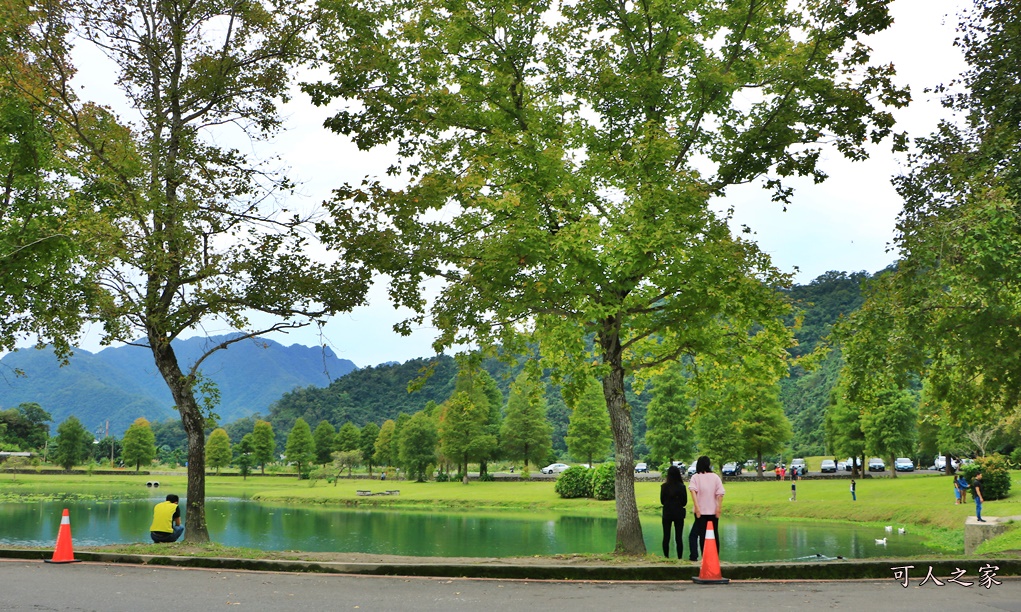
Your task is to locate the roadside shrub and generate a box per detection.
[555,466,592,498]
[478,472,495,482]
[435,471,450,482]
[959,454,1012,501]
[591,462,616,500]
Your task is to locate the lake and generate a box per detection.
[0,498,934,562]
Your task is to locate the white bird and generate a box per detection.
[885,525,893,532]
[875,538,887,545]
[898,528,906,534]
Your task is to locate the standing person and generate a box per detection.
[688,456,725,562]
[850,478,856,501]
[790,478,797,501]
[150,493,184,543]
[972,473,986,522]
[660,465,688,558]
[957,474,969,504]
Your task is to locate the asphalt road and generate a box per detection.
[3,560,1020,612]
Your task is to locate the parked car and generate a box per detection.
[843,457,863,472]
[933,455,947,470]
[541,463,570,474]
[868,457,886,472]
[670,460,687,472]
[894,457,915,472]
[790,458,807,476]
[836,460,847,471]
[820,459,837,473]
[634,462,649,473]
[687,464,698,476]
[722,462,742,476]
[744,459,758,470]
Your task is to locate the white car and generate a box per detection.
[868,457,886,472]
[634,462,649,473]
[541,463,570,474]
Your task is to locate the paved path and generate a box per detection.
[3,559,1020,612]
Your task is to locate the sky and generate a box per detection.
[69,0,971,368]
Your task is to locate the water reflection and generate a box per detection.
[0,499,934,562]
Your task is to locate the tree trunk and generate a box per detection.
[600,324,645,556]
[889,453,896,479]
[151,338,210,543]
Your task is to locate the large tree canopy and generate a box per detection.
[2,0,370,541]
[839,0,1021,444]
[311,0,907,554]
[0,5,111,359]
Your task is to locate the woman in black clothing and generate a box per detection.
[660,464,688,558]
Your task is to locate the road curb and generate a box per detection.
[3,549,1019,581]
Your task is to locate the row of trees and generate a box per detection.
[8,353,797,481]
[828,1,1021,478]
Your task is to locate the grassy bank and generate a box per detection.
[4,470,1021,555]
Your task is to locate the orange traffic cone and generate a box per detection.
[44,508,80,564]
[692,521,728,584]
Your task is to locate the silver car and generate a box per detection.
[541,463,570,474]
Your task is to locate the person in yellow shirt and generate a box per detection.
[150,494,184,543]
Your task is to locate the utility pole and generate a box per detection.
[107,421,114,468]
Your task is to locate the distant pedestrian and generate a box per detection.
[850,478,856,502]
[972,473,986,522]
[780,466,786,480]
[790,479,797,502]
[957,474,969,504]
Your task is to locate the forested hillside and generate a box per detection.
[780,270,877,455]
[188,271,877,458]
[2,271,875,457]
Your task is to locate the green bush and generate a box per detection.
[435,471,450,482]
[959,454,1012,501]
[478,472,495,482]
[554,466,593,498]
[591,462,616,500]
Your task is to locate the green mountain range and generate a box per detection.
[0,335,356,437]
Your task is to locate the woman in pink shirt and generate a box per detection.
[687,455,725,562]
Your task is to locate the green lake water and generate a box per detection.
[0,499,935,562]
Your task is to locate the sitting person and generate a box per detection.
[150,493,184,543]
